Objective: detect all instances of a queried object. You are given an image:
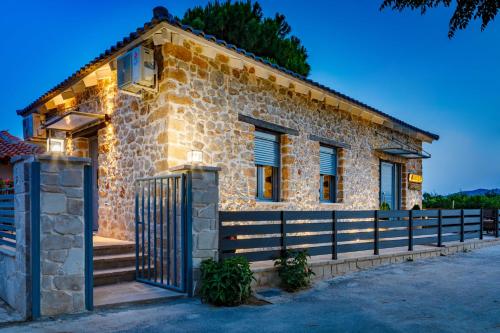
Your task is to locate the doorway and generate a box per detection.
[89,136,99,232]
[380,161,401,210]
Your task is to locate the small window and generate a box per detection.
[319,145,337,203]
[255,130,280,201]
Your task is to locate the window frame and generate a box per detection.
[254,128,281,202]
[319,144,338,203]
[379,160,402,210]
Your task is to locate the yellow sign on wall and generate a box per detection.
[409,174,423,184]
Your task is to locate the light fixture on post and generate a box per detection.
[187,150,203,164]
[47,138,65,154]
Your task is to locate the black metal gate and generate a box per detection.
[135,174,190,293]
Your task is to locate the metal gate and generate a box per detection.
[135,174,190,293]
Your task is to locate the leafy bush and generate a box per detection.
[274,250,315,292]
[423,192,500,209]
[380,202,390,211]
[199,256,254,306]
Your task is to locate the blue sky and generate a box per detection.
[1,0,498,194]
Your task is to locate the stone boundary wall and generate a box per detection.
[0,158,31,319]
[252,238,500,289]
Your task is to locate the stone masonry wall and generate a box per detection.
[65,39,425,241]
[38,155,89,316]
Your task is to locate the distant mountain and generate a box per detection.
[456,189,500,196]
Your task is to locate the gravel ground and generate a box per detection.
[2,245,500,333]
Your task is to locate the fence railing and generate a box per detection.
[219,209,500,262]
[0,190,15,250]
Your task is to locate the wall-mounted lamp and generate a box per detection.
[187,150,203,164]
[47,138,65,154]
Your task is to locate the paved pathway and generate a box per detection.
[2,245,500,332]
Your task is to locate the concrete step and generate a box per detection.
[93,266,136,287]
[93,253,138,271]
[93,243,135,257]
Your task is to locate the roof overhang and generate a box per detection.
[377,148,431,159]
[44,111,107,133]
[17,8,439,144]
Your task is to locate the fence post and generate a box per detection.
[30,161,41,320]
[437,209,443,247]
[460,209,465,242]
[83,165,94,311]
[281,211,287,255]
[479,208,484,240]
[408,210,413,251]
[496,209,499,238]
[374,210,379,255]
[332,211,337,260]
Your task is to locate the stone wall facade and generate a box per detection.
[63,39,424,241]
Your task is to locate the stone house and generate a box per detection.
[18,6,438,244]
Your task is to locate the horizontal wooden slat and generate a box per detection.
[378,219,408,228]
[464,225,480,232]
[338,231,373,242]
[220,224,280,237]
[379,238,409,249]
[221,236,280,250]
[441,210,462,217]
[412,236,437,246]
[284,211,332,221]
[219,211,281,222]
[0,209,14,216]
[412,219,439,227]
[221,249,281,262]
[378,210,409,219]
[286,222,331,233]
[337,221,373,231]
[338,242,373,253]
[0,195,14,200]
[413,228,438,237]
[464,218,480,224]
[442,218,461,225]
[463,209,481,216]
[287,234,331,246]
[464,232,480,240]
[442,234,460,243]
[336,211,375,219]
[413,210,439,218]
[304,245,332,257]
[380,229,408,239]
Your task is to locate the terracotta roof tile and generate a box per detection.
[0,131,44,160]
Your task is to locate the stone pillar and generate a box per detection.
[10,155,90,317]
[38,155,90,316]
[170,165,220,294]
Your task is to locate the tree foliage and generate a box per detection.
[423,192,500,209]
[180,0,311,76]
[380,0,499,37]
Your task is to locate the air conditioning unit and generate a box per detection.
[117,46,156,96]
[23,113,46,141]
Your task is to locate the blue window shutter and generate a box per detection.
[255,131,280,167]
[320,146,336,175]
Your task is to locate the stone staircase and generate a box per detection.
[93,237,137,287]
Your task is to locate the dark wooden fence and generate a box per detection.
[0,190,15,250]
[219,209,500,262]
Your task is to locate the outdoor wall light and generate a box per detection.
[47,138,65,154]
[187,150,203,164]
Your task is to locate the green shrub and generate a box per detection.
[274,250,315,292]
[199,256,254,306]
[380,202,391,211]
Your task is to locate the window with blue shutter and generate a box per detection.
[255,130,280,201]
[319,145,337,203]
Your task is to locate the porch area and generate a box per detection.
[92,236,184,308]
